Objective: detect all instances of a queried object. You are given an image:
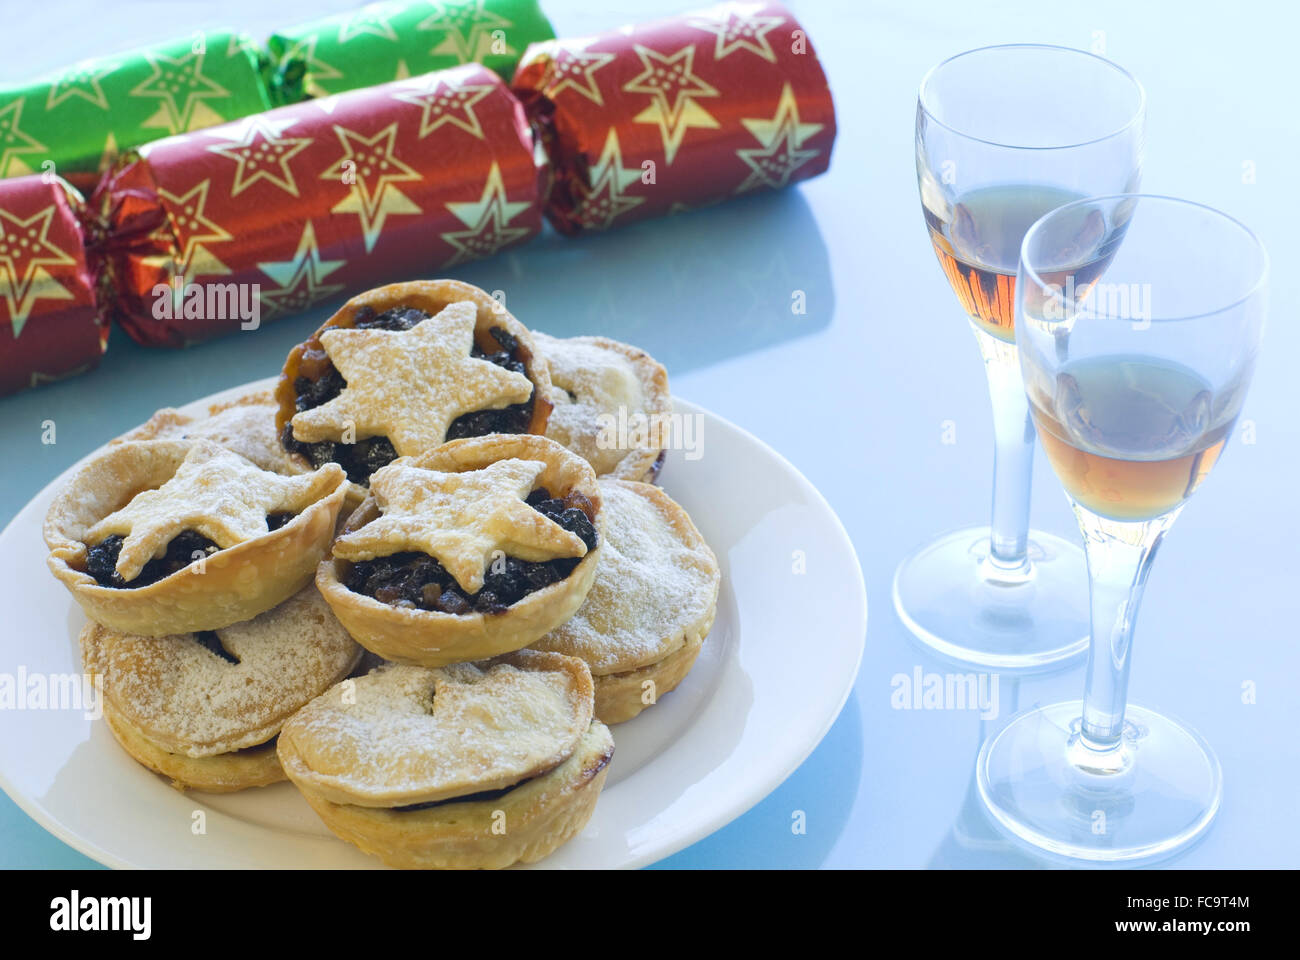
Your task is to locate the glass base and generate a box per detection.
[892,526,1089,671]
[977,701,1222,864]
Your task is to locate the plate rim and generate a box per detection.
[0,379,867,870]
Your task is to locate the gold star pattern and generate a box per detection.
[257,222,346,320]
[0,99,48,178]
[622,45,720,164]
[418,1,514,62]
[337,2,401,42]
[290,301,534,455]
[130,48,233,133]
[735,83,823,191]
[441,163,534,265]
[283,36,345,99]
[686,3,785,63]
[0,205,76,338]
[321,123,422,253]
[45,58,117,111]
[391,71,495,140]
[96,131,120,178]
[155,180,233,278]
[572,129,645,230]
[205,116,313,198]
[85,442,342,583]
[333,457,586,593]
[538,39,615,105]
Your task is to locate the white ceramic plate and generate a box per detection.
[0,380,865,869]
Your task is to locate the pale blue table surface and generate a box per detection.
[2,0,1297,869]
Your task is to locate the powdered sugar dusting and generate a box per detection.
[83,585,360,756]
[118,394,307,475]
[281,658,588,804]
[536,333,658,476]
[533,480,719,674]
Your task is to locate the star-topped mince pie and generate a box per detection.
[276,280,553,488]
[316,435,604,666]
[45,439,347,637]
[277,652,614,869]
[532,332,672,482]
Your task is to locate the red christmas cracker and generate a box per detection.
[90,62,542,347]
[0,175,105,395]
[511,0,836,234]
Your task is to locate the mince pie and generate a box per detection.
[532,332,671,482]
[532,479,719,723]
[316,435,604,666]
[81,585,361,792]
[277,652,614,869]
[275,280,553,488]
[117,388,308,476]
[45,439,347,636]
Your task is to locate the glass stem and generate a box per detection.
[973,324,1034,576]
[1075,507,1179,750]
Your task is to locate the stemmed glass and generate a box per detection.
[897,45,1145,669]
[978,195,1268,861]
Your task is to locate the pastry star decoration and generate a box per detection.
[290,300,533,455]
[85,442,340,582]
[333,458,586,593]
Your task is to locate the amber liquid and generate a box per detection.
[1030,356,1231,521]
[924,184,1086,343]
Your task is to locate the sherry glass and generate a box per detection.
[978,194,1268,861]
[896,45,1145,670]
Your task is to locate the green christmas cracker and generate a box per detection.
[0,31,270,189]
[266,0,556,104]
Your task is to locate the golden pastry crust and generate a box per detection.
[532,332,671,482]
[116,389,308,476]
[101,701,284,793]
[592,630,708,725]
[316,436,604,667]
[296,720,613,869]
[275,279,554,472]
[277,651,593,807]
[532,480,718,721]
[45,440,347,636]
[80,586,362,756]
